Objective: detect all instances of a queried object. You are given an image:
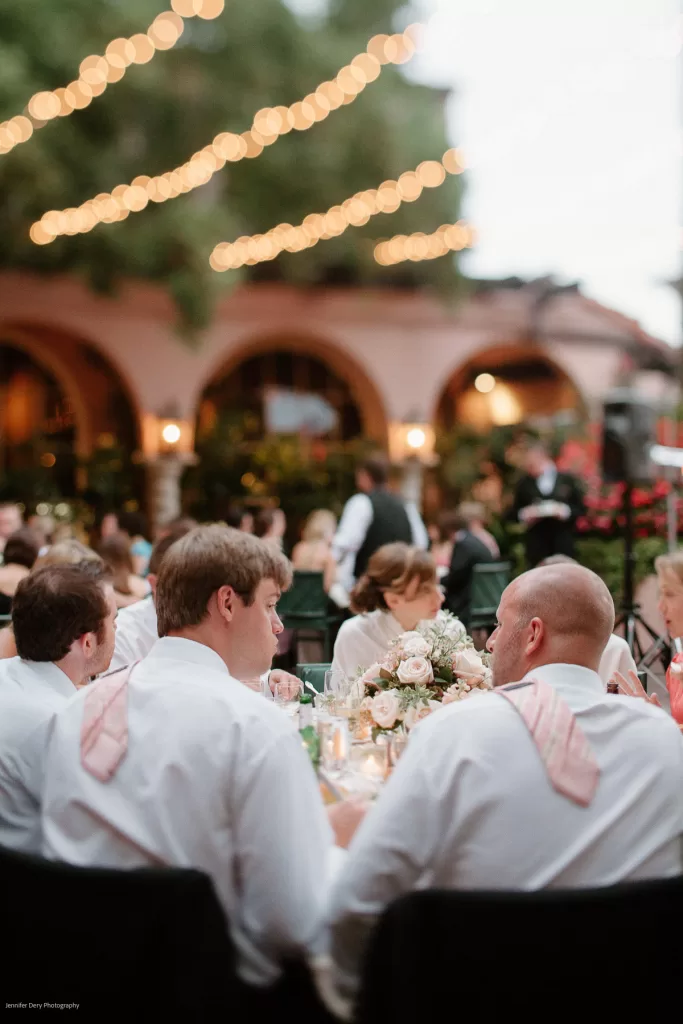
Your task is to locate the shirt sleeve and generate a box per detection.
[328,732,440,1003]
[233,726,335,983]
[405,503,429,549]
[331,494,373,562]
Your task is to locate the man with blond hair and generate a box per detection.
[329,563,683,1005]
[42,525,364,989]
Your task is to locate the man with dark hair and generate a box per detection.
[0,565,117,851]
[512,441,585,567]
[224,504,254,533]
[42,525,365,988]
[332,453,428,594]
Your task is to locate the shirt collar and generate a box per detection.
[145,636,230,676]
[17,659,78,698]
[522,663,604,697]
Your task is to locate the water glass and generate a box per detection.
[273,678,302,719]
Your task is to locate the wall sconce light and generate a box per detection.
[159,417,182,453]
[389,421,437,465]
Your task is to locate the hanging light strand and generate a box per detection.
[1,2,227,164]
[208,146,466,272]
[29,24,423,246]
[375,220,476,265]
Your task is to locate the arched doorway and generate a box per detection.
[436,344,584,433]
[0,325,143,511]
[189,340,386,525]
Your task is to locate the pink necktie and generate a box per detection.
[497,677,600,807]
[80,664,136,783]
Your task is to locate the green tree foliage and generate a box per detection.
[0,0,462,326]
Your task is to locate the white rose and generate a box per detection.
[359,662,384,687]
[402,635,430,658]
[370,689,402,729]
[454,649,486,677]
[397,656,434,686]
[403,699,441,730]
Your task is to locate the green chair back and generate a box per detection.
[277,571,329,625]
[0,614,11,627]
[469,561,511,630]
[296,663,331,695]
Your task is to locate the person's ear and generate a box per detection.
[384,591,400,612]
[215,585,237,624]
[526,617,545,656]
[148,573,157,598]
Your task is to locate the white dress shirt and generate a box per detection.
[0,657,76,852]
[331,493,429,592]
[109,595,158,672]
[41,637,336,987]
[536,463,557,496]
[331,610,404,680]
[598,633,637,686]
[329,663,683,1001]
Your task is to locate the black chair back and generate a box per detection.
[468,560,511,630]
[1,844,238,1015]
[356,879,683,1022]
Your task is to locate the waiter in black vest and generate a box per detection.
[511,441,585,568]
[332,454,428,595]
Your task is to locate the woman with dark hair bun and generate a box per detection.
[331,542,444,679]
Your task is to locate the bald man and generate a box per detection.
[329,564,683,1005]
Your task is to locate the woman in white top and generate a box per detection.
[331,543,444,679]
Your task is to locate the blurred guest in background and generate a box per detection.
[97,511,119,543]
[654,551,683,727]
[0,502,23,557]
[512,442,585,567]
[442,505,494,629]
[332,455,428,595]
[155,515,198,542]
[331,543,443,680]
[427,517,453,574]
[110,521,194,671]
[225,504,254,534]
[0,564,117,852]
[27,513,55,552]
[254,507,287,549]
[99,534,150,608]
[0,528,41,616]
[117,510,153,576]
[291,509,338,593]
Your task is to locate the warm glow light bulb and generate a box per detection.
[161,423,181,444]
[406,428,426,450]
[474,373,496,394]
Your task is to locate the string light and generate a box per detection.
[1,2,225,160]
[29,25,423,245]
[208,147,466,272]
[374,220,475,266]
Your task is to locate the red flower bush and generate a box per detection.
[556,426,679,538]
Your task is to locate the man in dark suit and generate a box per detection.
[442,505,494,628]
[512,442,585,568]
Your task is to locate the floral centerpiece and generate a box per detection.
[354,611,492,737]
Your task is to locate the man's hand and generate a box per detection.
[269,669,302,700]
[327,798,369,849]
[611,670,662,707]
